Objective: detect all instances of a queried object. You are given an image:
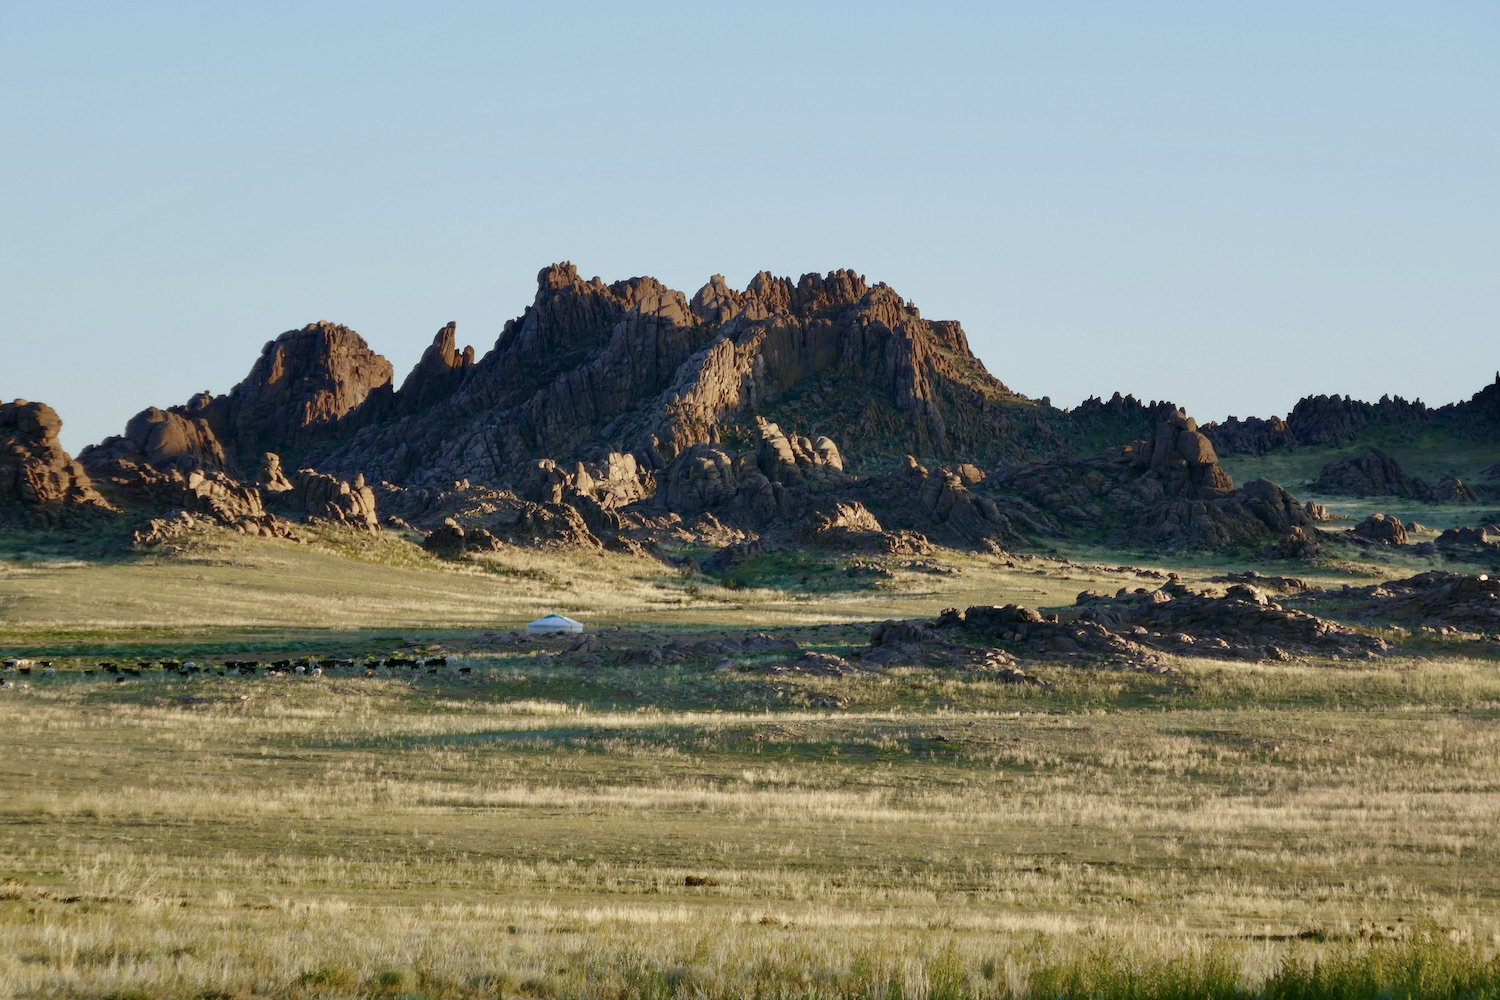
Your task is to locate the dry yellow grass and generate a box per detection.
[2,655,1498,998]
[2,529,1497,997]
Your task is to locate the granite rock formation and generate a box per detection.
[1206,374,1500,456]
[259,455,380,532]
[1307,572,1500,634]
[995,408,1319,554]
[1351,512,1409,545]
[0,400,113,526]
[83,322,395,483]
[1315,448,1479,502]
[204,322,395,460]
[870,579,1387,668]
[378,481,602,551]
[798,501,933,555]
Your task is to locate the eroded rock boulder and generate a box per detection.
[0,400,114,526]
[1351,512,1408,545]
[1311,571,1500,633]
[881,582,1387,666]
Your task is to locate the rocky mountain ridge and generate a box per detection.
[85,264,1176,494]
[1204,374,1500,455]
[10,263,1498,561]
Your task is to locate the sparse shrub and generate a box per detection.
[469,969,519,996]
[371,966,417,995]
[297,966,355,993]
[666,962,717,996]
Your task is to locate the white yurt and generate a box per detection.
[527,614,584,635]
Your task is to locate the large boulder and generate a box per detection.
[1352,512,1409,545]
[1316,448,1419,497]
[1316,449,1480,502]
[798,501,933,554]
[0,400,114,526]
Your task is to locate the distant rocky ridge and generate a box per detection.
[1204,374,1500,455]
[16,264,1500,558]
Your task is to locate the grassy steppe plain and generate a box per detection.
[3,527,1500,999]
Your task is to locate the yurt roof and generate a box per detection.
[530,614,581,625]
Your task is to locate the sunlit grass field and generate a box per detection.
[4,651,1500,998]
[3,528,1500,998]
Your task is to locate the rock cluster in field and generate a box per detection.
[1307,571,1500,634]
[869,577,1388,667]
[260,454,380,532]
[1351,512,1410,545]
[0,399,114,526]
[1315,448,1478,502]
[1205,375,1500,462]
[992,408,1320,554]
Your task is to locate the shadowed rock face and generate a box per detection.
[205,321,395,458]
[83,322,395,481]
[312,263,1031,487]
[1205,374,1500,456]
[993,407,1318,553]
[0,400,113,526]
[1315,448,1479,502]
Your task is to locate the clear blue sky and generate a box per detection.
[2,3,1496,452]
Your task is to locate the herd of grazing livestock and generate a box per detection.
[2,654,471,687]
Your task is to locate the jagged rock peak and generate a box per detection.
[398,321,475,412]
[201,320,395,460]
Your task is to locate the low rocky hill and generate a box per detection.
[1204,374,1500,455]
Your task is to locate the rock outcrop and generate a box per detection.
[996,409,1319,554]
[1351,512,1408,545]
[871,579,1387,667]
[655,418,853,525]
[1316,448,1479,502]
[98,462,294,543]
[397,322,474,415]
[0,400,114,526]
[261,457,380,532]
[380,481,602,550]
[79,401,230,477]
[1206,394,1431,454]
[1206,375,1500,458]
[204,322,394,460]
[289,265,1163,488]
[1316,448,1418,497]
[1309,571,1500,634]
[798,501,933,555]
[84,322,396,482]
